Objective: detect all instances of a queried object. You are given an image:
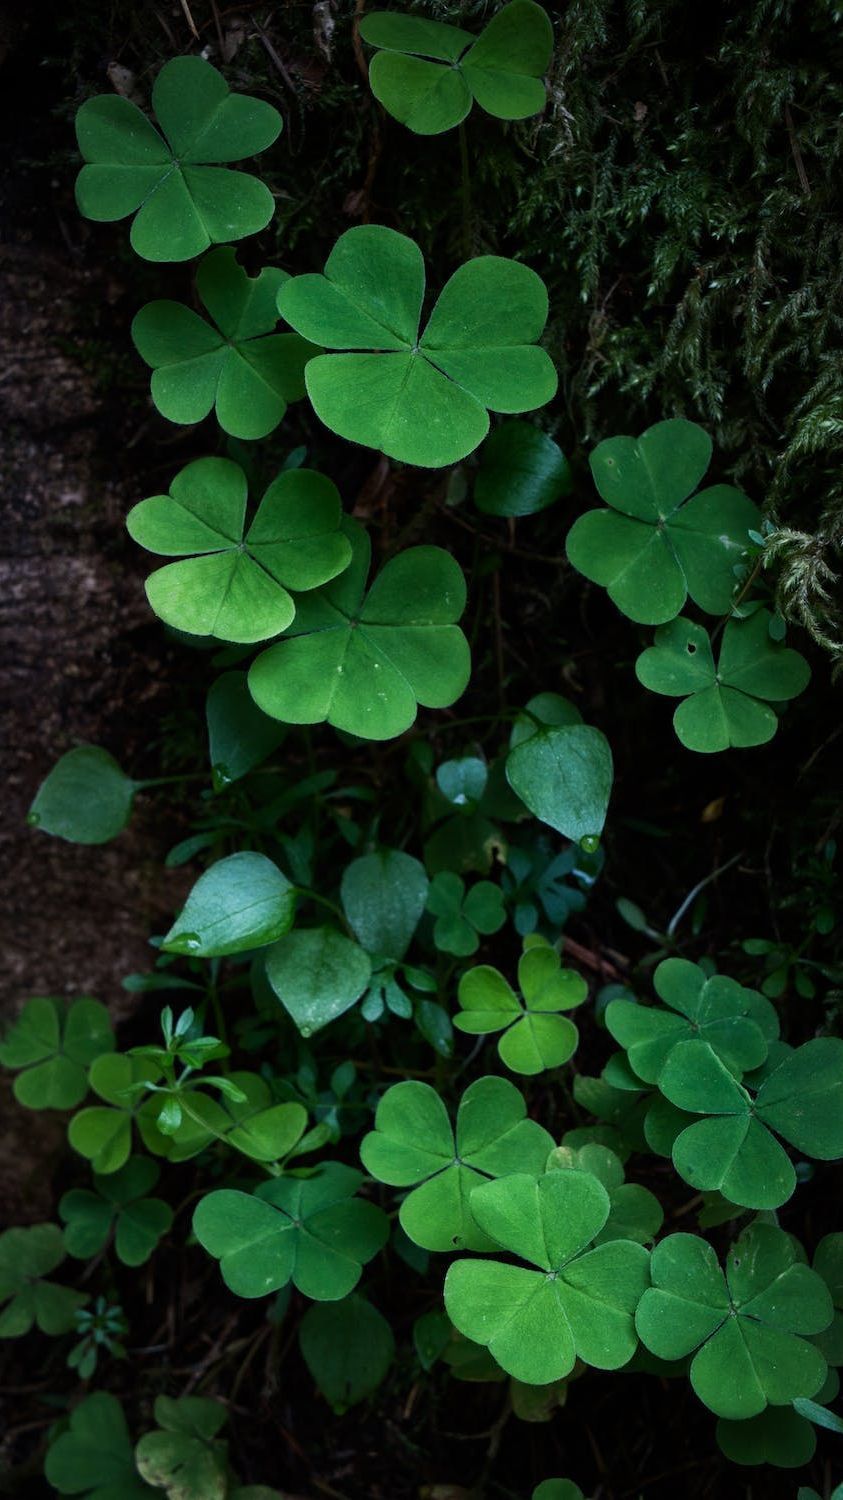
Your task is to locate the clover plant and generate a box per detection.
[455,939,588,1074]
[0,996,113,1109]
[0,1224,88,1337]
[134,1396,229,1500]
[60,1156,172,1266]
[299,1294,395,1411]
[45,1391,155,1499]
[426,870,507,955]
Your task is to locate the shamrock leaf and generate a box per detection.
[162,851,297,957]
[360,2,553,135]
[28,746,139,844]
[192,1162,388,1300]
[299,1295,395,1411]
[248,519,470,739]
[474,420,573,518]
[68,1054,164,1175]
[45,1391,155,1500]
[715,1406,816,1470]
[265,927,372,1036]
[635,1225,832,1419]
[60,1156,173,1266]
[134,1396,228,1500]
[75,57,281,262]
[205,671,285,789]
[426,871,506,956]
[340,848,429,960]
[813,1233,843,1366]
[0,1224,88,1337]
[505,723,613,846]
[455,940,588,1074]
[547,1142,663,1246]
[636,611,810,753]
[277,225,557,467]
[158,1072,307,1164]
[605,957,778,1085]
[132,248,316,439]
[566,418,761,624]
[359,1076,555,1251]
[656,1036,843,1208]
[127,458,351,644]
[444,1170,650,1383]
[0,996,112,1109]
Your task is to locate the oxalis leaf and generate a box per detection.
[0,1224,88,1338]
[248,518,471,739]
[533,1485,585,1500]
[474,420,572,518]
[127,457,352,644]
[265,926,372,1036]
[426,870,506,956]
[656,1035,843,1208]
[153,1071,307,1165]
[360,2,553,136]
[636,611,810,753]
[444,1170,650,1384]
[715,1406,816,1470]
[132,247,316,439]
[635,1224,832,1419]
[605,957,779,1086]
[277,224,557,467]
[299,1295,395,1411]
[45,1391,155,1500]
[163,851,296,958]
[0,996,113,1110]
[566,418,761,624]
[192,1161,388,1300]
[75,56,281,262]
[134,1396,228,1500]
[28,746,138,844]
[60,1156,173,1267]
[455,938,588,1075]
[67,1054,165,1175]
[547,1142,663,1247]
[505,723,613,845]
[359,1076,554,1251]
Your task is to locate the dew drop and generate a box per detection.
[300,1024,313,1039]
[579,834,601,854]
[169,931,202,955]
[26,811,41,827]
[212,762,232,791]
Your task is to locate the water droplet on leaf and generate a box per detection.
[580,834,600,853]
[26,811,41,826]
[212,763,232,791]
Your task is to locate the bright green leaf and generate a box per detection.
[455,941,588,1075]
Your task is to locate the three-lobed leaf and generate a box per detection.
[0,1223,88,1338]
[45,1391,155,1499]
[0,996,112,1109]
[59,1156,173,1266]
[455,941,588,1075]
[134,1396,228,1500]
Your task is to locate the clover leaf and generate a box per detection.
[505,722,613,846]
[0,1223,88,1337]
[162,851,296,957]
[248,519,470,738]
[635,1225,832,1419]
[192,1162,388,1300]
[474,421,573,517]
[28,746,139,844]
[277,225,557,467]
[299,1294,395,1411]
[0,996,113,1110]
[656,1036,843,1207]
[158,1072,307,1164]
[45,1391,155,1500]
[265,926,372,1036]
[444,1170,650,1384]
[566,418,761,624]
[68,1054,164,1174]
[359,1076,554,1251]
[360,2,553,136]
[134,1396,228,1500]
[75,57,281,262]
[814,1233,843,1366]
[426,871,506,956]
[715,1406,817,1469]
[340,848,429,960]
[547,1142,663,1247]
[533,1484,585,1500]
[605,958,778,1086]
[127,458,352,644]
[60,1156,172,1266]
[455,940,588,1074]
[636,611,811,752]
[132,248,316,438]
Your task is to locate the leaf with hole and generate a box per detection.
[277,225,557,466]
[0,996,113,1110]
[134,1396,228,1500]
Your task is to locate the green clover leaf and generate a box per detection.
[248,519,470,739]
[134,1396,228,1500]
[45,1391,155,1500]
[28,746,139,844]
[359,1076,554,1251]
[605,957,778,1085]
[157,1072,307,1164]
[132,248,317,439]
[127,458,352,644]
[715,1406,817,1470]
[547,1142,663,1247]
[67,1054,164,1175]
[635,1225,832,1419]
[533,1484,585,1500]
[474,420,572,518]
[299,1295,395,1412]
[444,1171,650,1384]
[162,851,297,957]
[360,2,553,136]
[656,1036,843,1207]
[0,996,113,1110]
[75,57,281,262]
[635,611,811,753]
[59,1156,172,1267]
[277,225,557,467]
[813,1233,843,1366]
[455,939,588,1074]
[192,1162,389,1300]
[265,926,373,1036]
[0,1223,88,1337]
[340,848,429,960]
[566,418,761,624]
[426,871,506,956]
